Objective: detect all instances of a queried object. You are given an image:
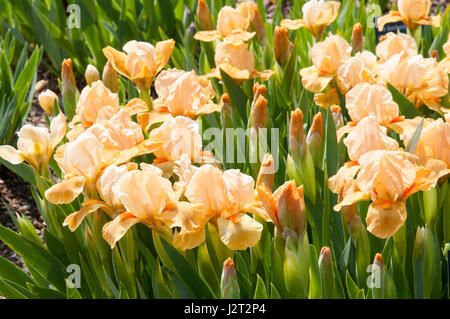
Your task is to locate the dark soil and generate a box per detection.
[0,169,44,269]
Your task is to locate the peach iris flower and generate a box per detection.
[375,33,417,64]
[346,83,399,124]
[389,117,450,167]
[329,150,449,238]
[177,164,265,250]
[45,131,117,205]
[86,109,144,151]
[155,69,219,117]
[71,99,161,161]
[45,123,161,205]
[388,54,448,112]
[336,83,400,140]
[172,154,199,198]
[377,0,440,32]
[103,40,175,90]
[374,32,418,82]
[281,0,341,39]
[63,164,129,231]
[102,169,180,248]
[343,114,400,161]
[0,113,66,173]
[137,68,221,130]
[336,51,377,92]
[85,108,161,164]
[194,4,257,44]
[149,116,203,163]
[300,34,352,93]
[69,80,119,135]
[208,41,273,81]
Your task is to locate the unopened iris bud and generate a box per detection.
[183,6,192,28]
[102,61,119,93]
[276,186,292,231]
[250,5,266,42]
[370,253,397,298]
[258,180,307,238]
[221,258,240,299]
[351,23,363,53]
[187,22,197,40]
[423,187,438,228]
[38,89,58,116]
[285,184,307,237]
[340,204,360,236]
[15,214,40,244]
[237,2,266,41]
[256,153,275,191]
[284,238,308,298]
[373,253,384,269]
[413,227,426,263]
[319,246,333,272]
[62,59,76,89]
[85,64,100,86]
[250,96,267,130]
[221,93,232,116]
[306,112,323,167]
[197,0,214,31]
[339,197,371,287]
[61,59,78,120]
[274,26,293,66]
[412,226,441,298]
[330,105,344,129]
[289,109,306,161]
[253,82,267,101]
[318,246,337,298]
[287,109,316,203]
[431,50,439,61]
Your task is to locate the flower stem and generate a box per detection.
[139,88,153,111]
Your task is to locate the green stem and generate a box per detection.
[139,88,153,111]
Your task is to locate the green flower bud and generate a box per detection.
[196,0,214,31]
[61,59,78,120]
[221,258,240,299]
[318,246,336,298]
[85,64,100,86]
[102,61,119,93]
[413,226,442,298]
[283,233,310,298]
[306,112,323,168]
[369,253,397,299]
[423,187,438,228]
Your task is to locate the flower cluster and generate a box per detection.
[195,1,273,81]
[298,31,448,112]
[0,28,307,253]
